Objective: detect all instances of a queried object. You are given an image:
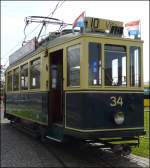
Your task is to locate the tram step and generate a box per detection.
[47,123,64,142]
[46,136,62,142]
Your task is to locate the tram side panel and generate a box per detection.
[65,92,144,138]
[5,92,49,125]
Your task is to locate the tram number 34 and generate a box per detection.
[110,96,123,107]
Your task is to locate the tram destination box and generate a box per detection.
[84,17,124,35]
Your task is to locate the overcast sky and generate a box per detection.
[1,1,149,82]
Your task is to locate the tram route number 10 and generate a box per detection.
[110,96,123,107]
[88,17,122,33]
[91,18,99,29]
[90,18,117,31]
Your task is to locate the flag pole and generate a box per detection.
[139,20,141,39]
[80,11,85,33]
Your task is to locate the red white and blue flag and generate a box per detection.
[125,20,140,37]
[72,11,85,29]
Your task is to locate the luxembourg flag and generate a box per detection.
[72,11,85,29]
[125,20,140,37]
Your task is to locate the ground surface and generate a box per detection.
[1,103,149,168]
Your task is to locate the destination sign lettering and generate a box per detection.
[84,17,123,34]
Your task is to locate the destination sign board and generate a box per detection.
[84,17,123,34]
[9,38,36,65]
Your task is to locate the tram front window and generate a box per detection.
[67,44,80,86]
[130,47,141,87]
[104,45,127,86]
[88,42,101,85]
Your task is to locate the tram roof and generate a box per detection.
[6,31,143,71]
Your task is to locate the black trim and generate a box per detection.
[64,129,145,140]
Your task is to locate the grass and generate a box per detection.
[132,109,149,158]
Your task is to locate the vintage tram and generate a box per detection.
[4,16,145,155]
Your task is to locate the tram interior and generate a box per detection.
[50,49,63,124]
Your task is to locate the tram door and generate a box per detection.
[49,49,63,124]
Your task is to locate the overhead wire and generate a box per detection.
[2,0,65,67]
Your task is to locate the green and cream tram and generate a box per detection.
[5,16,145,155]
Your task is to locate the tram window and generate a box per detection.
[67,44,80,86]
[21,63,28,90]
[130,47,141,87]
[13,68,19,91]
[7,71,12,91]
[30,58,40,89]
[88,42,101,85]
[104,45,127,86]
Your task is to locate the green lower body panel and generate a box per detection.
[6,92,48,125]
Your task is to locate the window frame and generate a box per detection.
[129,46,141,88]
[30,57,41,89]
[88,42,102,86]
[7,70,13,92]
[20,63,29,90]
[13,67,19,91]
[104,44,127,87]
[67,44,81,87]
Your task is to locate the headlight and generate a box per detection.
[114,112,125,125]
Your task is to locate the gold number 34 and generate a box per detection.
[110,96,123,107]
